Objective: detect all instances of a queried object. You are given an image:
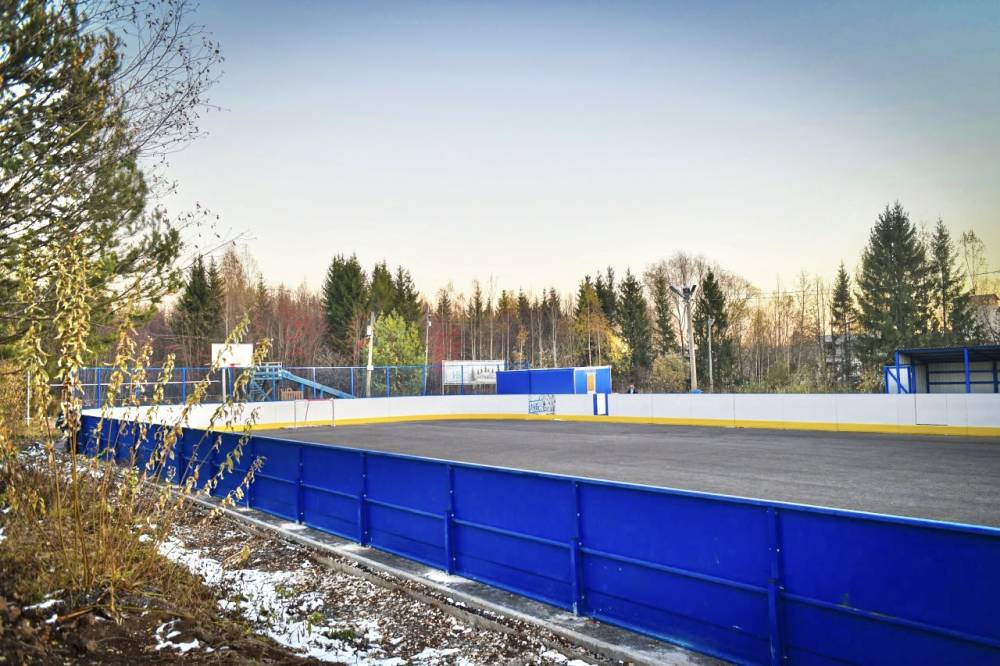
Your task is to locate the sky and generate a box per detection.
[164,1,1000,298]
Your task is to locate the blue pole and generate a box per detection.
[182,368,187,402]
[385,367,390,398]
[312,367,317,399]
[894,351,903,393]
[460,365,464,395]
[444,465,455,574]
[350,367,355,397]
[570,480,584,615]
[422,365,428,396]
[766,507,785,666]
[964,348,971,393]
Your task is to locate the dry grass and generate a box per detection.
[0,236,270,620]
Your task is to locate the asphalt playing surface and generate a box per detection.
[257,420,1000,527]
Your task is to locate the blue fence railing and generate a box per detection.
[80,414,1000,665]
[64,363,525,408]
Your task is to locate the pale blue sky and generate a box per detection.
[165,1,1000,297]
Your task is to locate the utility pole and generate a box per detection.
[671,283,698,392]
[365,311,375,398]
[707,316,715,393]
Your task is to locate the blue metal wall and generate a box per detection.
[498,367,611,395]
[81,415,1000,665]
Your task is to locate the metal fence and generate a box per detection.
[58,364,509,408]
[82,414,1000,665]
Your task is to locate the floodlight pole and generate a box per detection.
[365,312,375,398]
[423,310,432,395]
[424,310,431,368]
[671,284,699,392]
[707,316,715,393]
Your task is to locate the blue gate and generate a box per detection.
[80,415,1000,665]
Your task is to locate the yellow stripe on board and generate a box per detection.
[215,413,1000,438]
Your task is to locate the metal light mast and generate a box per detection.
[670,283,699,392]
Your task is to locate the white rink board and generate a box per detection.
[84,392,1000,435]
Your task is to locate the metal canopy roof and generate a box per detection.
[896,345,1000,364]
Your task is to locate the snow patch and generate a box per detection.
[412,647,461,661]
[25,598,63,611]
[541,650,594,666]
[423,569,464,584]
[159,537,410,664]
[154,620,202,653]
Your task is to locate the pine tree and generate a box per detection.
[0,1,187,352]
[829,262,857,386]
[928,219,978,344]
[693,270,730,389]
[856,202,930,368]
[650,272,677,356]
[321,254,368,358]
[617,270,652,380]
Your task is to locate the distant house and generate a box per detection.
[970,293,1000,342]
[824,333,860,379]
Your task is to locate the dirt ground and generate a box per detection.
[160,504,612,664]
[0,500,612,665]
[0,579,317,665]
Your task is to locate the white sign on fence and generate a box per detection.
[442,360,505,386]
[210,343,254,367]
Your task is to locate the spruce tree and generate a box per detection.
[650,273,677,356]
[321,254,368,357]
[435,288,453,360]
[172,256,214,364]
[393,266,422,324]
[369,261,396,315]
[829,262,857,386]
[693,270,731,389]
[617,270,652,380]
[928,219,978,344]
[594,267,617,322]
[575,276,595,319]
[206,258,225,341]
[856,202,930,368]
[468,282,485,359]
[574,277,604,366]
